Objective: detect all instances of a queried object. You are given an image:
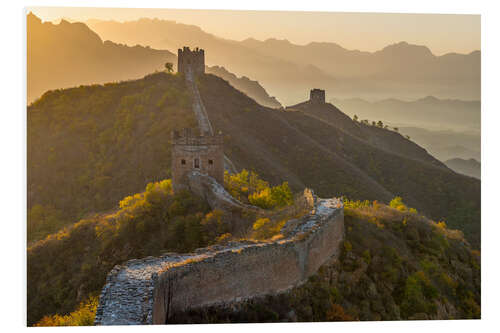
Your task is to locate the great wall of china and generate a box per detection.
[185,64,237,174]
[94,49,345,325]
[95,184,344,325]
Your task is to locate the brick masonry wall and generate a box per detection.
[172,143,224,192]
[95,187,344,326]
[152,201,343,324]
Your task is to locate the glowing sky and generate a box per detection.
[29,7,480,55]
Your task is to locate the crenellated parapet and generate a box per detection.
[177,46,205,75]
[172,128,223,146]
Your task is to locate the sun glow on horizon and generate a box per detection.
[28,7,480,56]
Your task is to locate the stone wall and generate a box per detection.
[95,187,344,325]
[171,131,224,192]
[152,197,343,324]
[182,54,237,175]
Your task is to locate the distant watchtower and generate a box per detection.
[309,89,325,104]
[178,46,205,75]
[171,128,224,192]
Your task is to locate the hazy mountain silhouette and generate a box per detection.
[28,13,287,108]
[206,65,282,108]
[445,158,480,179]
[241,38,479,80]
[86,18,330,105]
[87,18,480,104]
[395,126,480,163]
[331,96,480,131]
[27,13,176,103]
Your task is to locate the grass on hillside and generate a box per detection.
[170,198,480,323]
[28,72,195,244]
[28,170,298,326]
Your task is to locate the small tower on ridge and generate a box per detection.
[177,47,205,75]
[309,89,326,104]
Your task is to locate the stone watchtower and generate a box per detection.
[171,128,224,192]
[309,89,325,104]
[177,46,205,75]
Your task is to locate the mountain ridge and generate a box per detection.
[28,13,286,109]
[87,17,480,104]
[197,74,480,247]
[28,71,480,249]
[27,12,176,103]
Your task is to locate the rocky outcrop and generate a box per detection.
[95,189,344,325]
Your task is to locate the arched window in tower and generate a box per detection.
[194,158,200,169]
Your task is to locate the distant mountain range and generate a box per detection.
[331,96,480,131]
[206,66,282,108]
[397,126,480,163]
[27,13,282,108]
[445,158,481,179]
[330,97,480,163]
[87,18,480,104]
[27,13,176,103]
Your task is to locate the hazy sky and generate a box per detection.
[29,7,480,55]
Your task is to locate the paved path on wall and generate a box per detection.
[185,67,238,174]
[94,196,343,325]
[185,67,214,135]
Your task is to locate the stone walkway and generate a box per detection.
[94,195,342,325]
[185,66,237,174]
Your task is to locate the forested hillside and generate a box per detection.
[28,180,210,325]
[171,200,480,322]
[27,72,480,326]
[28,171,295,326]
[28,71,480,249]
[197,74,480,247]
[28,72,195,242]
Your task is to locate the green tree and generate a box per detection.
[164,62,174,73]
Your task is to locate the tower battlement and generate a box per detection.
[309,89,325,104]
[172,128,223,146]
[171,128,224,192]
[177,46,205,75]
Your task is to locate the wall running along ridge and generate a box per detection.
[94,176,344,325]
[184,60,237,174]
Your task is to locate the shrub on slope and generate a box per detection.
[169,201,480,322]
[28,179,211,325]
[28,72,195,242]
